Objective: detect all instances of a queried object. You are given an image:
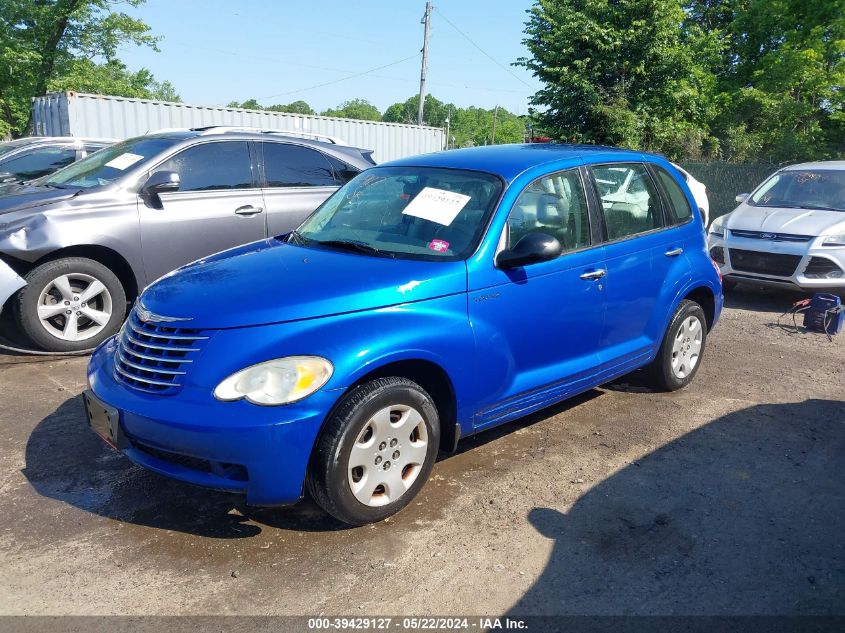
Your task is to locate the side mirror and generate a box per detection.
[141,171,180,207]
[496,232,562,269]
[735,193,749,203]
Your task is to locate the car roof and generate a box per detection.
[143,128,374,166]
[782,161,845,171]
[0,136,116,148]
[381,143,658,182]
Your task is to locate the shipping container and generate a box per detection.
[31,92,445,163]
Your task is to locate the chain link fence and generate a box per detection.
[678,162,782,223]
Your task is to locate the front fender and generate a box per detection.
[198,293,475,429]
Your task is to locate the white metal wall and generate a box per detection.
[31,92,445,163]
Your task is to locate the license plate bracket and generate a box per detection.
[83,390,127,449]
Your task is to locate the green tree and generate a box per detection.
[0,0,172,136]
[270,100,315,115]
[383,94,451,127]
[321,98,381,121]
[701,0,845,161]
[47,58,180,102]
[227,99,315,115]
[517,0,720,159]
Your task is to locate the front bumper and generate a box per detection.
[87,337,342,506]
[707,232,845,291]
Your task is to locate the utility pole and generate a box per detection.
[491,105,499,144]
[444,105,451,150]
[418,1,432,126]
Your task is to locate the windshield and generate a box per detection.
[295,166,504,261]
[43,136,179,189]
[750,169,845,212]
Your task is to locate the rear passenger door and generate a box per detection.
[259,142,347,235]
[586,163,691,370]
[138,140,267,282]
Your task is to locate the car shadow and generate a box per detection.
[22,390,604,537]
[21,395,349,537]
[508,399,845,615]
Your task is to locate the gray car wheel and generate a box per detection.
[15,257,126,352]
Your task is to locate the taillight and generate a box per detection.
[711,258,723,282]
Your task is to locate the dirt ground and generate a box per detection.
[0,285,842,617]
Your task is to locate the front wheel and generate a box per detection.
[15,257,126,352]
[307,377,440,525]
[647,299,708,391]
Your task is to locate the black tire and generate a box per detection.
[15,257,126,353]
[646,299,708,392]
[307,377,440,526]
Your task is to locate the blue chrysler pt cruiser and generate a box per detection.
[85,145,722,525]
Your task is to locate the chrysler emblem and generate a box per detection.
[136,302,192,323]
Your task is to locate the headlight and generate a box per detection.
[823,234,845,246]
[214,356,333,405]
[709,217,725,238]
[710,218,725,237]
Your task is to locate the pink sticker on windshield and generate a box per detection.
[428,239,450,253]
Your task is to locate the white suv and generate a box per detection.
[707,161,845,291]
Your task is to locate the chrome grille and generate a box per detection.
[729,229,813,243]
[114,308,210,394]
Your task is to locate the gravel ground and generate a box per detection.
[0,285,842,616]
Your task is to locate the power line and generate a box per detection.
[433,7,535,90]
[257,53,421,100]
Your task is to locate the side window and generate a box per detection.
[156,142,253,192]
[323,153,361,184]
[507,169,590,253]
[262,143,337,187]
[590,163,664,240]
[0,147,77,180]
[654,166,693,224]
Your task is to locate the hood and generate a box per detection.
[0,184,80,216]
[140,239,468,329]
[726,204,845,236]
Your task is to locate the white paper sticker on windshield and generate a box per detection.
[402,187,471,226]
[105,153,144,170]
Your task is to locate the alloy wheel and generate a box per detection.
[36,273,113,342]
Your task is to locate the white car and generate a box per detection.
[672,163,709,227]
[593,162,709,226]
[707,161,845,291]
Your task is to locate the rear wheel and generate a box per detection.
[307,377,440,525]
[15,257,126,352]
[647,300,707,391]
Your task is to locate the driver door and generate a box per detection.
[468,167,607,429]
[138,140,267,283]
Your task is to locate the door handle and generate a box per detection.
[580,269,607,280]
[664,247,684,257]
[234,205,264,216]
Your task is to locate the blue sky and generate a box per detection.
[118,0,542,115]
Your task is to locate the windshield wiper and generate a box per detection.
[314,239,395,258]
[790,204,844,212]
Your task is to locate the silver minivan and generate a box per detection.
[0,127,374,352]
